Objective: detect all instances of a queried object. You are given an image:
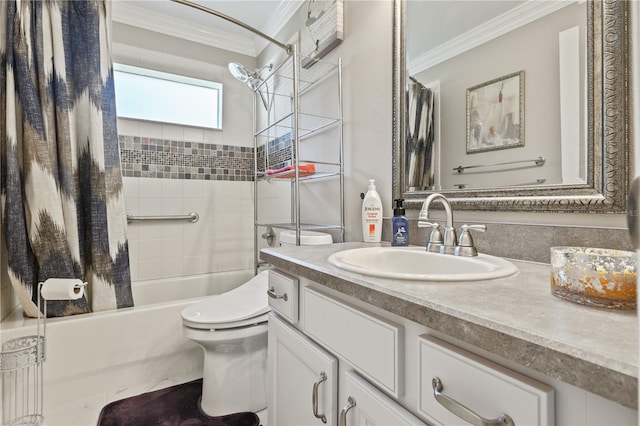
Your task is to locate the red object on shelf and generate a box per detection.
[266,163,316,178]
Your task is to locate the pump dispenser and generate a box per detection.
[362,179,383,242]
[392,198,409,246]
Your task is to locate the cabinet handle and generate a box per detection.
[312,371,328,423]
[432,377,515,426]
[267,287,288,301]
[338,396,356,426]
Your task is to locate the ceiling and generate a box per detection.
[111,0,305,57]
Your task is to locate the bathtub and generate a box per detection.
[0,269,254,425]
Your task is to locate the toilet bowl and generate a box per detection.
[181,271,270,417]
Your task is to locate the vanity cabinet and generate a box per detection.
[268,313,338,425]
[266,269,556,426]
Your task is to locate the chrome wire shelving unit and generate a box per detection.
[253,46,344,271]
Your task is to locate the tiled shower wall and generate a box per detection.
[113,33,267,284]
[118,119,256,282]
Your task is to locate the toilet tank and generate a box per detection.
[279,230,333,246]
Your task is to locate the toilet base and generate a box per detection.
[186,323,269,417]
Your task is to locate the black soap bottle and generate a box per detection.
[391,199,409,246]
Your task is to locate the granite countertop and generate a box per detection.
[260,242,638,409]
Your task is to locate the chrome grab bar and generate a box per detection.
[432,377,514,426]
[453,156,545,173]
[312,371,328,423]
[126,212,199,223]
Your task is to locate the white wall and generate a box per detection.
[260,1,394,242]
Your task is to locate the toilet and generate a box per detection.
[181,272,270,416]
[181,230,332,417]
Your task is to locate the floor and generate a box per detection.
[40,372,267,426]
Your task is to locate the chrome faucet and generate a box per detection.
[418,193,457,255]
[417,193,486,256]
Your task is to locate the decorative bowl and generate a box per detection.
[550,247,636,310]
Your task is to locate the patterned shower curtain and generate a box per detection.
[0,0,133,317]
[406,77,435,191]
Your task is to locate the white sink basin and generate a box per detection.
[327,247,518,281]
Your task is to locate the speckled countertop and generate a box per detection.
[260,242,638,409]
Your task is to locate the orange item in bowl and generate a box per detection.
[550,247,636,310]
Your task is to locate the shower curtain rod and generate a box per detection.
[170,0,292,54]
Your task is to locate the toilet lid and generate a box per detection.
[182,271,270,329]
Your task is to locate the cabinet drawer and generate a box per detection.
[303,287,403,397]
[418,335,554,425]
[268,270,299,323]
[343,371,426,426]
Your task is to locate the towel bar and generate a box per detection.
[126,212,199,223]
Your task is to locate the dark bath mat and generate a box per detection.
[97,379,261,426]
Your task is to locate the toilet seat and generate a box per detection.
[182,271,270,330]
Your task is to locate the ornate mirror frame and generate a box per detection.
[392,0,632,213]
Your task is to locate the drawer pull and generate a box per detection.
[268,287,288,301]
[338,396,356,426]
[432,377,514,426]
[312,371,328,423]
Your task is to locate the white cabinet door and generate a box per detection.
[418,335,554,426]
[341,371,427,426]
[268,313,338,426]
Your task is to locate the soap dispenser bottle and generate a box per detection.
[391,198,409,246]
[362,179,383,243]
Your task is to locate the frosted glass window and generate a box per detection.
[114,64,222,129]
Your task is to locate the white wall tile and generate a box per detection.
[161,198,184,216]
[182,180,204,199]
[139,121,163,139]
[161,258,184,279]
[139,198,162,215]
[162,123,184,140]
[161,179,184,199]
[203,129,223,144]
[138,259,163,281]
[138,239,163,261]
[127,240,140,261]
[117,118,140,137]
[129,259,139,282]
[137,222,163,241]
[161,222,184,239]
[139,179,162,198]
[183,126,204,143]
[122,177,139,199]
[182,255,213,275]
[162,238,184,259]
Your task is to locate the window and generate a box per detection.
[113,64,222,129]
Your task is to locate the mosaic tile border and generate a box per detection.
[257,133,295,172]
[119,135,254,181]
[118,134,295,180]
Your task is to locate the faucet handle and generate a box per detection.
[455,224,486,257]
[418,221,443,253]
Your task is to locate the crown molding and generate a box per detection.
[111,1,256,56]
[255,0,306,54]
[408,1,573,75]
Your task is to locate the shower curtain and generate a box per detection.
[406,77,435,191]
[0,0,133,317]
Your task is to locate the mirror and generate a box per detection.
[392,0,631,212]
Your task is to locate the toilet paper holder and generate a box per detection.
[0,278,88,426]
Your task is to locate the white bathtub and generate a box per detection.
[0,269,254,425]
